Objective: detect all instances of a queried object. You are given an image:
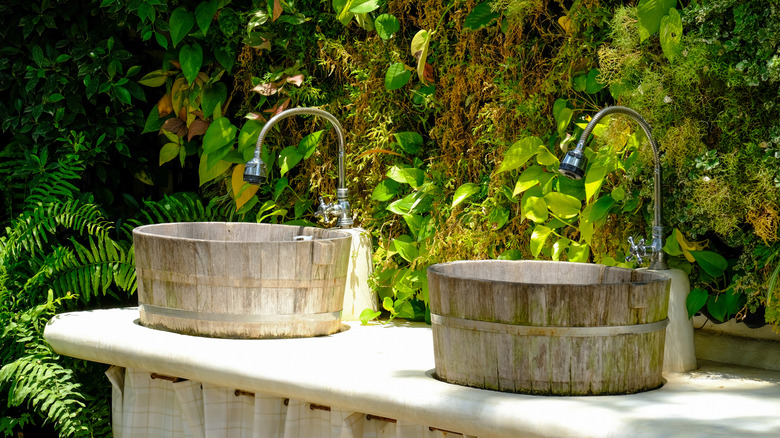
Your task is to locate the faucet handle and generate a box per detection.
[626,236,648,265]
[315,196,329,221]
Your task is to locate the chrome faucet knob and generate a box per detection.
[315,196,329,221]
[626,236,654,265]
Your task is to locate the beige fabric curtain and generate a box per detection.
[106,367,476,438]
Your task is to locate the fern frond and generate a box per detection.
[0,354,91,438]
[2,199,112,260]
[46,237,137,303]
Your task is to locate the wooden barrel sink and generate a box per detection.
[427,260,671,396]
[133,223,351,339]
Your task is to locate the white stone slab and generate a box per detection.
[45,308,780,438]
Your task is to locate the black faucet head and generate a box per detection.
[243,157,266,185]
[558,149,588,180]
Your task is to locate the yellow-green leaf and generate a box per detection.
[198,153,231,186]
[544,191,581,218]
[138,69,168,87]
[159,143,180,165]
[536,145,559,166]
[411,30,431,84]
[452,182,480,208]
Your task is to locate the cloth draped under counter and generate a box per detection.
[105,366,474,438]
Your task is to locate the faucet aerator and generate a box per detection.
[558,150,587,180]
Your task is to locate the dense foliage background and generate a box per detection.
[1,0,779,435]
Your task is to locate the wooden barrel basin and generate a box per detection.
[427,260,671,395]
[133,223,351,339]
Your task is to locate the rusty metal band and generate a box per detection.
[140,304,340,323]
[430,313,668,337]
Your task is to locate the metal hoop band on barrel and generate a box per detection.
[140,304,341,324]
[430,313,669,337]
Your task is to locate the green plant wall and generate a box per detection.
[2,0,780,435]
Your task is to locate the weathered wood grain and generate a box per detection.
[428,260,671,395]
[134,223,351,339]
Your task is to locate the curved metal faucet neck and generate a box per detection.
[577,106,667,270]
[252,107,347,191]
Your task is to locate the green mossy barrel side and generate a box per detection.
[428,260,671,396]
[133,223,351,339]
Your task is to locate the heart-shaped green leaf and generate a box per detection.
[464,1,499,30]
[452,182,480,208]
[660,7,683,62]
[544,191,581,218]
[375,14,400,40]
[637,0,677,41]
[385,62,412,90]
[180,43,203,84]
[202,117,237,154]
[195,0,218,34]
[394,131,423,154]
[170,7,195,47]
[530,224,553,257]
[371,179,401,201]
[298,130,323,159]
[685,288,708,318]
[497,136,543,174]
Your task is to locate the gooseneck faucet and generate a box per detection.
[559,106,668,270]
[243,107,353,228]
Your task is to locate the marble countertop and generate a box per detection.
[45,308,780,438]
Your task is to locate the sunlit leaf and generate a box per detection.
[584,161,607,201]
[544,191,581,218]
[513,165,543,196]
[386,166,424,188]
[536,145,559,166]
[385,62,412,90]
[530,224,553,257]
[497,136,543,173]
[232,164,260,210]
[375,14,400,40]
[371,179,400,201]
[278,145,303,176]
[202,117,237,154]
[198,153,231,186]
[498,249,523,260]
[298,130,323,159]
[350,0,379,13]
[452,183,480,208]
[411,30,431,85]
[393,238,418,263]
[567,241,589,262]
[660,7,683,62]
[637,0,676,41]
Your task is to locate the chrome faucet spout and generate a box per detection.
[243,107,352,228]
[558,106,668,270]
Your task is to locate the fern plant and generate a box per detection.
[0,154,134,437]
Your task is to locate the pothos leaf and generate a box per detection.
[464,1,499,30]
[452,183,480,208]
[411,30,431,85]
